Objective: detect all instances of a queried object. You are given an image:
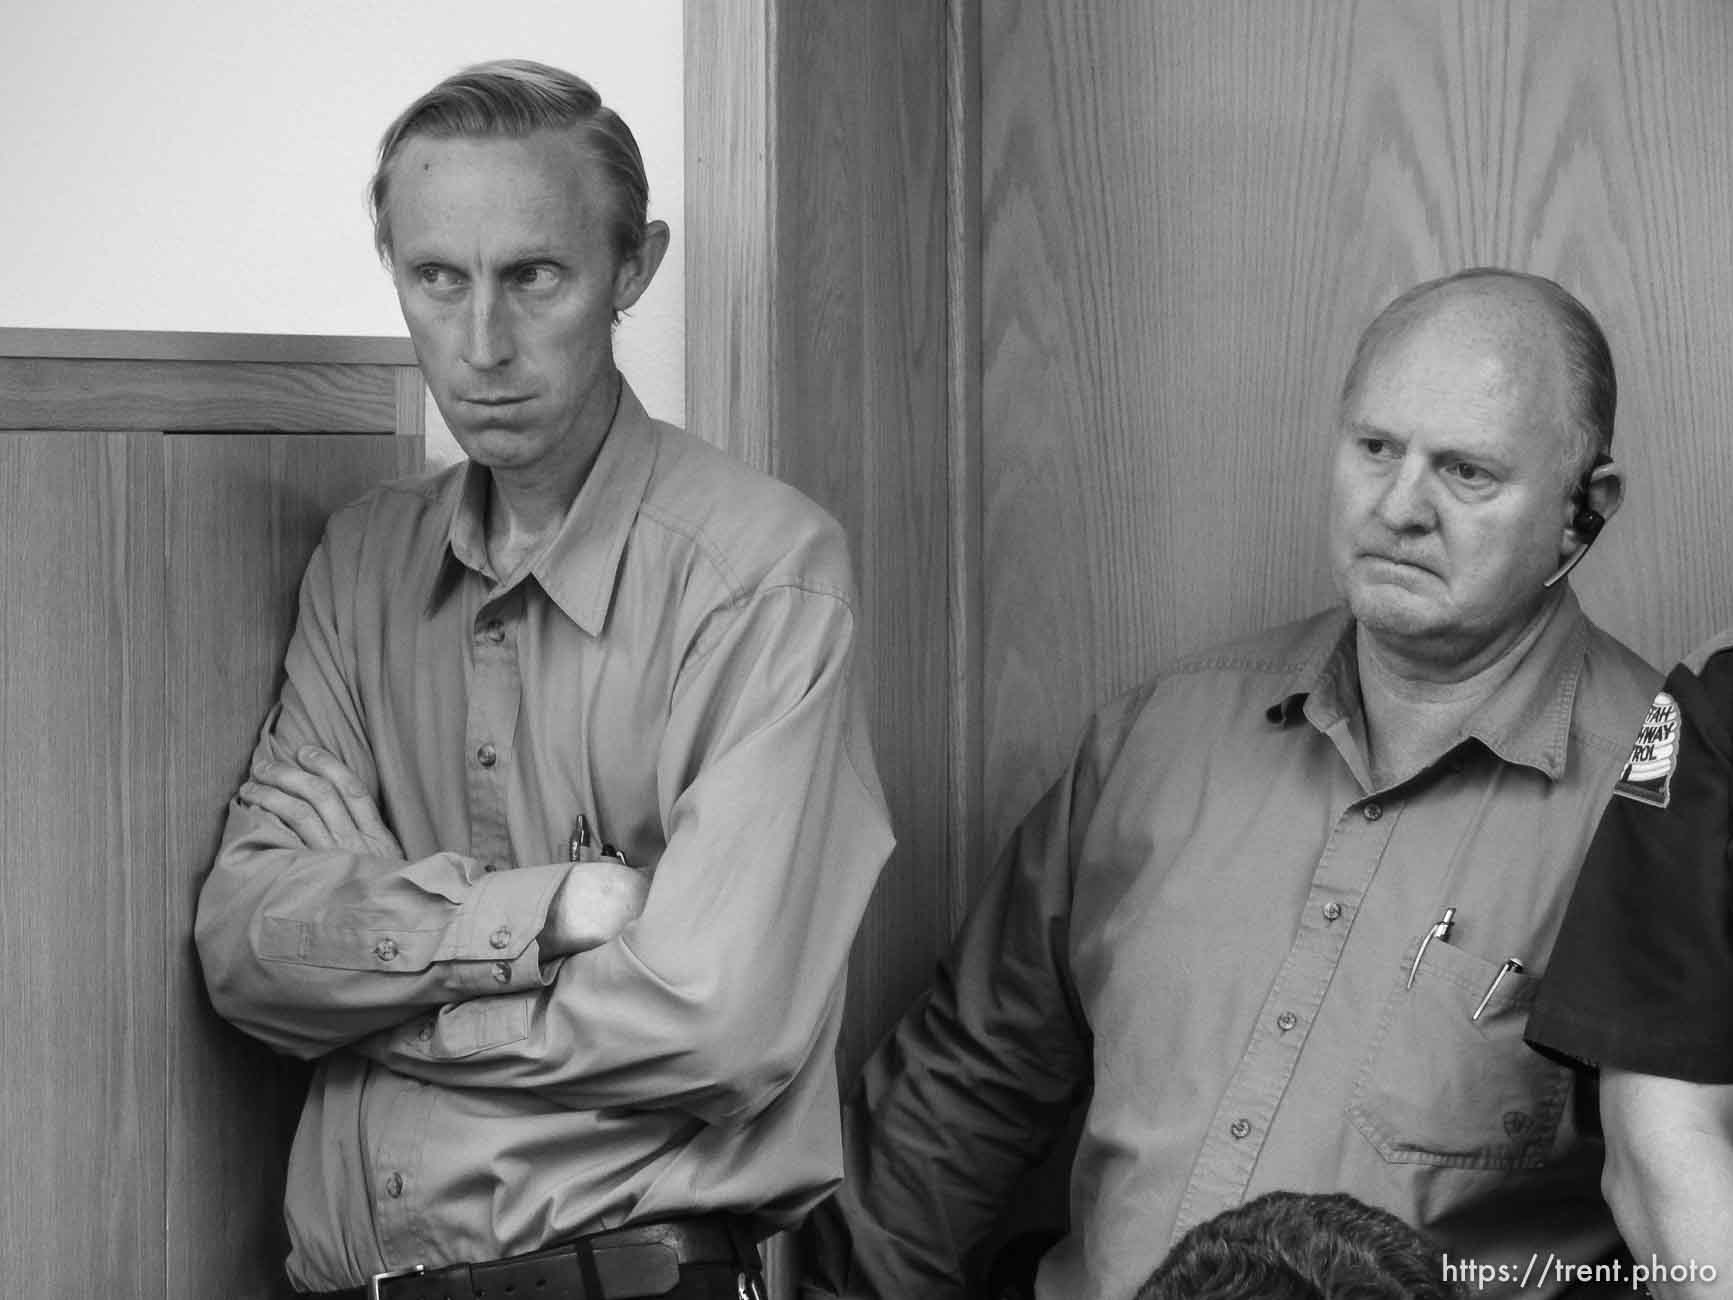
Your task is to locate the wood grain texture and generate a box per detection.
[0,327,416,365]
[981,0,1733,855]
[770,0,956,1083]
[0,357,402,432]
[684,0,776,468]
[0,337,423,1295]
[685,11,961,1291]
[164,434,421,1300]
[394,366,429,440]
[686,0,960,1092]
[0,432,166,1298]
[947,0,985,936]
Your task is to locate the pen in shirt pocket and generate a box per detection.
[1406,905,1456,988]
[567,813,593,863]
[1406,905,1529,1020]
[1471,957,1525,1022]
[567,811,631,867]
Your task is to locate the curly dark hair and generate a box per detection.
[1137,1191,1463,1300]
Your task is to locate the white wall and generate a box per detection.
[2,0,685,458]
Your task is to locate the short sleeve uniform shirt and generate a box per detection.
[1528,631,1733,1084]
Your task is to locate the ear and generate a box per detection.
[1562,458,1624,555]
[1581,458,1624,529]
[613,220,670,316]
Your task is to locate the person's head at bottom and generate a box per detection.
[1136,1191,1463,1300]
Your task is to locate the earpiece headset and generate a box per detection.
[1544,452,1611,589]
[1570,502,1605,538]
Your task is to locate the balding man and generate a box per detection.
[806,269,1654,1300]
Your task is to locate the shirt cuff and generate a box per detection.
[441,862,568,996]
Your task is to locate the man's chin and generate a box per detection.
[449,425,547,468]
[1344,587,1450,643]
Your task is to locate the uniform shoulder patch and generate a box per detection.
[1614,691,1681,808]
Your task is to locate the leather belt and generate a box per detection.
[299,1215,764,1300]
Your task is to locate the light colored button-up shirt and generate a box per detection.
[815,592,1654,1300]
[196,384,894,1291]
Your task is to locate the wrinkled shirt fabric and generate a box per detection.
[196,385,894,1292]
[810,592,1652,1300]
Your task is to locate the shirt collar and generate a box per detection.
[1265,590,1592,782]
[428,380,659,636]
[1263,609,1357,731]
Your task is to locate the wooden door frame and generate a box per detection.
[684,0,986,1032]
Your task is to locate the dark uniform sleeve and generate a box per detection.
[1526,646,1733,1084]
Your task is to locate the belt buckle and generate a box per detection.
[367,1263,425,1300]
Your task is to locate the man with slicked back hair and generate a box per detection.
[197,59,893,1300]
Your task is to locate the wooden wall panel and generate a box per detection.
[688,7,965,1292]
[0,328,417,365]
[770,1,957,1082]
[688,0,963,1082]
[981,0,1733,854]
[164,434,422,1299]
[683,0,775,473]
[944,0,985,937]
[0,358,405,433]
[0,432,166,1298]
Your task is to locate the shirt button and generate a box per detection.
[1322,901,1343,922]
[1230,1118,1251,1140]
[492,960,512,984]
[1362,802,1383,821]
[483,619,506,644]
[489,926,511,950]
[372,938,399,962]
[385,1172,404,1198]
[1277,1011,1298,1032]
[477,742,497,768]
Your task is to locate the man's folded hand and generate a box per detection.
[541,862,649,956]
[241,744,405,859]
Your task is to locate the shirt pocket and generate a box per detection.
[1347,935,1571,1170]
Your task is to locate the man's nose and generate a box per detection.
[462,286,514,369]
[1374,457,1435,530]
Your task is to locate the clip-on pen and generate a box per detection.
[1407,906,1456,989]
[567,813,592,863]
